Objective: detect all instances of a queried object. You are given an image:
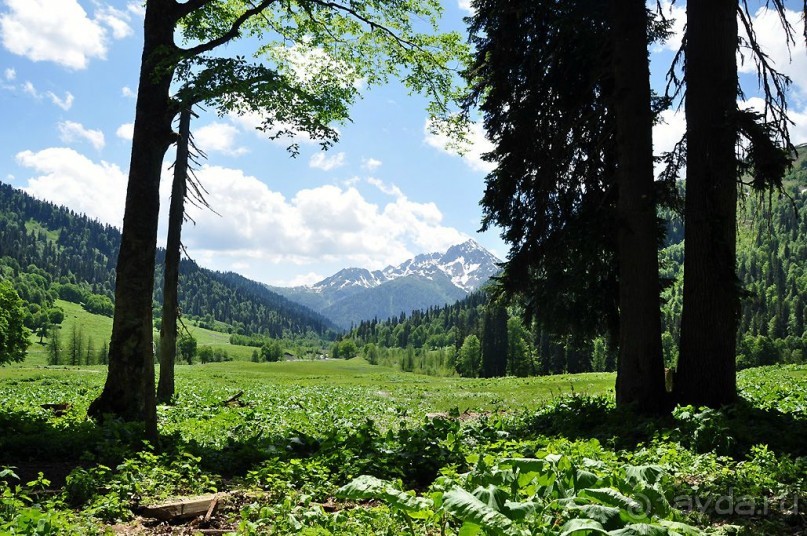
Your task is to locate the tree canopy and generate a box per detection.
[91,0,469,431]
[0,279,30,365]
[464,0,620,342]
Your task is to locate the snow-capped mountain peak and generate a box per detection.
[270,240,501,328]
[308,239,500,293]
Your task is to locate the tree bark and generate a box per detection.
[676,0,739,408]
[610,0,667,413]
[88,1,179,439]
[157,107,191,405]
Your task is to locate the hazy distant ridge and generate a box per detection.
[270,240,501,328]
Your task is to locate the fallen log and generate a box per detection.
[140,493,221,521]
[40,403,71,416]
[221,390,245,407]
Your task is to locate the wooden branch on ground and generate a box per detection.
[140,493,222,521]
[221,390,245,407]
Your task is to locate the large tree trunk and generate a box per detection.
[676,0,739,408]
[157,108,191,405]
[88,1,179,439]
[610,0,667,413]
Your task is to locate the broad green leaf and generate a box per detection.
[581,488,643,512]
[575,469,601,491]
[624,466,665,486]
[560,518,610,535]
[459,521,483,536]
[473,483,508,512]
[336,474,387,500]
[503,500,538,521]
[608,523,670,535]
[657,519,703,536]
[336,475,433,519]
[443,487,524,536]
[567,504,624,530]
[500,458,546,471]
[637,485,671,519]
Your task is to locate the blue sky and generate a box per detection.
[1,1,806,287]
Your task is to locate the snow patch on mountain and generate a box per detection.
[306,239,500,293]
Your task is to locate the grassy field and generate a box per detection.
[2,356,615,417]
[26,299,261,365]
[3,345,805,534]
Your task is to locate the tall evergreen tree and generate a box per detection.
[673,1,804,407]
[0,280,30,364]
[481,304,508,377]
[465,0,620,351]
[465,0,669,410]
[609,0,666,412]
[46,326,61,366]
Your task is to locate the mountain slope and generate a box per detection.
[0,181,335,336]
[272,240,501,328]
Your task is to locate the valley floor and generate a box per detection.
[0,359,805,535]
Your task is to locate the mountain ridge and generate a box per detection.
[270,240,501,328]
[0,181,336,336]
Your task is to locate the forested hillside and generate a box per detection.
[0,182,336,338]
[348,148,807,376]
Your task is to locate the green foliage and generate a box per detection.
[0,363,804,533]
[63,449,217,522]
[0,469,76,535]
[0,279,30,364]
[457,334,482,378]
[82,294,113,317]
[260,340,283,362]
[178,333,197,364]
[339,452,700,535]
[198,345,232,364]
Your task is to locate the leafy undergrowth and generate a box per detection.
[0,363,804,534]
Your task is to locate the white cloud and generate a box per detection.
[127,2,145,18]
[229,111,325,148]
[193,122,248,156]
[367,177,403,197]
[12,147,468,283]
[1,0,106,69]
[271,43,361,90]
[651,4,807,145]
[424,119,495,173]
[269,272,326,287]
[361,157,382,171]
[737,6,807,123]
[95,6,133,39]
[22,80,37,96]
[458,0,473,15]
[179,165,467,275]
[58,120,105,150]
[653,108,686,156]
[653,1,686,53]
[309,151,345,171]
[4,67,14,80]
[46,90,73,110]
[121,86,135,98]
[16,147,127,226]
[116,122,134,141]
